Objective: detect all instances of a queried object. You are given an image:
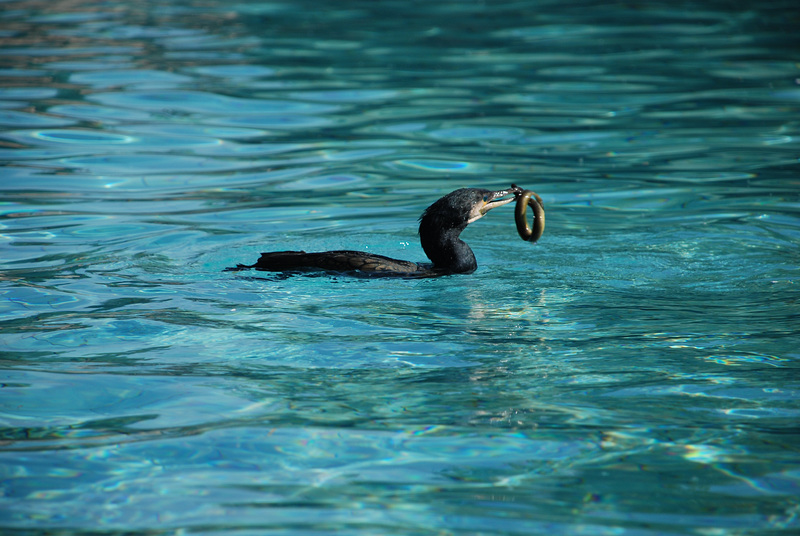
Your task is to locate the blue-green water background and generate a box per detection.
[1,0,799,534]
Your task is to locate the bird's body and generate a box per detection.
[247,250,428,276]
[228,185,543,277]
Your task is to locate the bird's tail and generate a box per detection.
[225,251,311,272]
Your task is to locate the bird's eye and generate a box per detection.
[483,195,489,202]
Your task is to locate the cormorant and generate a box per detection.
[228,184,544,277]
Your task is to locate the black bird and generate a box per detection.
[229,185,540,277]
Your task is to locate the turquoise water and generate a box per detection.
[2,0,799,534]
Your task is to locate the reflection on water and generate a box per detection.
[1,0,799,534]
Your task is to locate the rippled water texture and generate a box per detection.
[2,0,799,534]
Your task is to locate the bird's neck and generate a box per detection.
[420,225,477,274]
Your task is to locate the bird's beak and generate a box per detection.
[468,187,520,224]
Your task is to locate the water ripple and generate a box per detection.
[88,89,342,116]
[0,110,75,127]
[70,69,194,89]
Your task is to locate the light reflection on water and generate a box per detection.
[1,0,799,534]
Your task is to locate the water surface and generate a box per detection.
[1,1,799,534]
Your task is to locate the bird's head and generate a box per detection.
[420,186,520,230]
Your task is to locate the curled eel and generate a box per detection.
[513,187,545,243]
